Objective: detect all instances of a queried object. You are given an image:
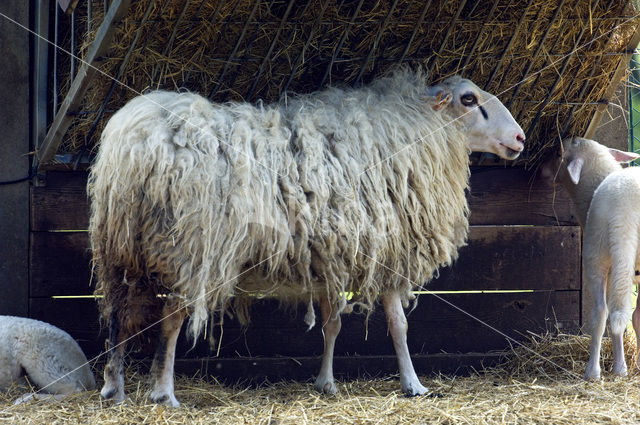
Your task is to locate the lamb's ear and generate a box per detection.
[567,157,584,185]
[425,85,452,111]
[608,148,640,164]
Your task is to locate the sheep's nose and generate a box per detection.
[514,132,525,151]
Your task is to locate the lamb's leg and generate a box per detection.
[633,290,640,370]
[150,296,185,407]
[314,296,342,395]
[608,256,635,377]
[101,312,126,403]
[584,266,608,380]
[381,290,428,396]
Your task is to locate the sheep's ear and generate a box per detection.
[567,157,584,185]
[425,85,452,111]
[608,148,640,164]
[431,90,452,111]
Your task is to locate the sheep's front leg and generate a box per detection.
[584,266,608,380]
[150,296,185,407]
[101,312,126,403]
[314,296,342,395]
[381,291,428,396]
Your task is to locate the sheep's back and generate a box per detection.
[586,167,640,247]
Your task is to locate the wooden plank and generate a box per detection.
[468,167,576,225]
[31,167,576,231]
[29,297,103,358]
[173,353,504,384]
[35,0,131,170]
[428,225,581,291]
[30,225,579,296]
[30,232,92,297]
[31,171,89,231]
[176,290,579,358]
[30,289,579,360]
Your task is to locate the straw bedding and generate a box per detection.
[2,333,640,424]
[55,0,640,167]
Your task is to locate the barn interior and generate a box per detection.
[3,0,640,422]
[5,0,639,418]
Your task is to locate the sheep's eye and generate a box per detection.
[460,93,477,106]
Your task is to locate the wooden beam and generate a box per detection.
[35,0,131,172]
[0,0,31,316]
[584,19,640,139]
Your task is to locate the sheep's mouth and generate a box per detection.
[505,147,520,159]
[500,142,522,160]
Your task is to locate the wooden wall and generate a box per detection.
[30,167,581,382]
[0,0,30,316]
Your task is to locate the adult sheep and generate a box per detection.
[543,137,640,380]
[89,67,525,406]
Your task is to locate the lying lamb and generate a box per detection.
[543,136,640,379]
[89,67,525,406]
[0,315,95,403]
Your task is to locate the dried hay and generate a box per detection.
[3,332,640,424]
[52,0,640,167]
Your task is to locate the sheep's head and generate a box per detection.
[543,137,639,186]
[429,76,525,160]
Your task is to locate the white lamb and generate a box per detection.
[544,136,640,379]
[0,315,96,403]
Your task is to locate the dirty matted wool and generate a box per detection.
[88,67,470,339]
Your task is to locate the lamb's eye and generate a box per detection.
[460,93,477,106]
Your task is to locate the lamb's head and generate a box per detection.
[544,137,638,186]
[541,136,639,226]
[429,76,525,160]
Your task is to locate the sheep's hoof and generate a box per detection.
[612,364,628,377]
[150,391,180,407]
[100,386,125,404]
[314,379,338,395]
[401,380,429,397]
[583,364,601,381]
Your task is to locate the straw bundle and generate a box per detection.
[2,333,640,424]
[53,0,639,166]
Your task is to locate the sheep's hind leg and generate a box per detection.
[314,296,342,395]
[608,256,635,377]
[633,289,640,370]
[381,291,428,396]
[150,296,185,407]
[584,267,608,380]
[101,312,126,403]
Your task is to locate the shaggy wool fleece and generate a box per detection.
[88,68,470,340]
